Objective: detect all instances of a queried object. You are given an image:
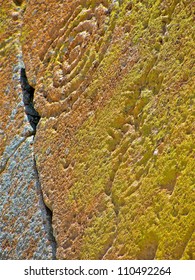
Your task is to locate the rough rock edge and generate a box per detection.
[20,66,57,259]
[0,0,57,259]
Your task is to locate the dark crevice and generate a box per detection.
[20,67,57,259]
[13,0,23,6]
[20,68,40,132]
[33,159,57,259]
[45,205,57,253]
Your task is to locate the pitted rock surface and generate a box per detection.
[1,0,195,259]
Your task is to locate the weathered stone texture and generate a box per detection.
[0,0,55,259]
[1,0,195,259]
[0,136,55,259]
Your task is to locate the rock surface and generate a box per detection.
[0,0,55,259]
[0,0,194,259]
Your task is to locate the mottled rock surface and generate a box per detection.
[0,137,55,259]
[1,0,195,259]
[0,0,55,259]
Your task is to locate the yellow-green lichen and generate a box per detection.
[61,0,195,259]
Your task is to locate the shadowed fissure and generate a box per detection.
[20,68,56,259]
[20,68,40,132]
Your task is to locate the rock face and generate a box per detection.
[0,0,194,259]
[0,0,55,259]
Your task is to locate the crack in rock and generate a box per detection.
[20,67,57,258]
[20,68,40,132]
[34,157,57,259]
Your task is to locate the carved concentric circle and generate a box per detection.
[37,0,118,116]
